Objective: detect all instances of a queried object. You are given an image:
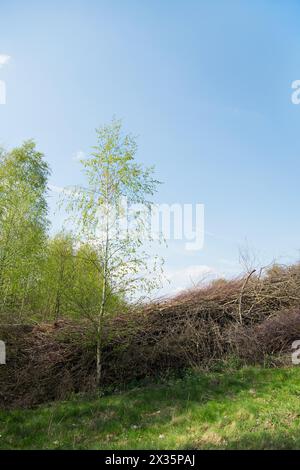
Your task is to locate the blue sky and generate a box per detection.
[1,0,300,294]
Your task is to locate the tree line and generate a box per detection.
[0,120,162,386]
[0,139,120,323]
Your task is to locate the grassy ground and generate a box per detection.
[1,365,300,450]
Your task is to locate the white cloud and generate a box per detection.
[73,150,86,161]
[49,184,64,194]
[49,184,80,197]
[167,264,215,281]
[162,264,216,295]
[0,55,11,68]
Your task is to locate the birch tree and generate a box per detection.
[64,119,163,388]
[0,141,50,318]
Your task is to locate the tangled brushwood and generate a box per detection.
[1,263,300,408]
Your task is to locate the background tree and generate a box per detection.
[37,235,123,321]
[66,243,123,320]
[37,233,74,320]
[0,141,50,320]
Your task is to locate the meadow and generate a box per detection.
[1,366,300,450]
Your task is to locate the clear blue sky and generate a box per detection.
[1,0,300,294]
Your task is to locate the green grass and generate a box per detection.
[2,365,300,449]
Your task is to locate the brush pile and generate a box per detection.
[1,263,300,408]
